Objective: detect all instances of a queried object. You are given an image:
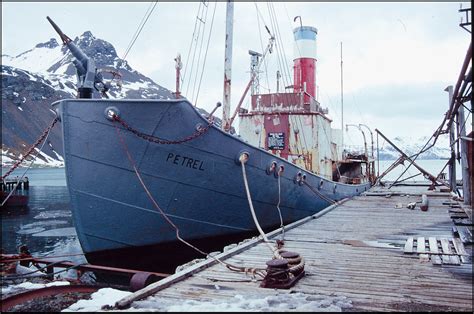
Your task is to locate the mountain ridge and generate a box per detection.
[2,32,452,168]
[2,31,174,167]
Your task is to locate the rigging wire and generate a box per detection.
[122,2,154,59]
[181,2,204,88]
[268,3,293,85]
[194,1,217,107]
[121,1,159,62]
[254,2,271,92]
[190,2,210,103]
[184,2,208,99]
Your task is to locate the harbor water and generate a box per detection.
[1,168,86,265]
[1,159,464,267]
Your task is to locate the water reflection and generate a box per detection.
[1,184,86,265]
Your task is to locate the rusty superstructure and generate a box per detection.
[238,24,372,183]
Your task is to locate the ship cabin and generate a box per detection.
[238,25,370,184]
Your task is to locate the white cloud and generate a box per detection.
[2,1,471,141]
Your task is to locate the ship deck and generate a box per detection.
[116,182,473,311]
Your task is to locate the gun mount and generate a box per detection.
[47,16,117,98]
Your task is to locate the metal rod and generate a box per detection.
[446,86,457,192]
[375,129,448,188]
[346,124,367,158]
[444,42,471,133]
[359,123,374,159]
[221,0,234,131]
[376,132,380,177]
[340,42,344,156]
[458,103,471,204]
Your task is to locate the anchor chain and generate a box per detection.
[112,115,213,145]
[2,117,59,181]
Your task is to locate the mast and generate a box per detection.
[222,0,234,131]
[174,53,182,99]
[340,42,344,157]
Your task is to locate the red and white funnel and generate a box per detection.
[293,26,317,100]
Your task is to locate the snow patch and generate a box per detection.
[130,292,353,312]
[4,45,64,74]
[1,280,70,295]
[62,288,132,312]
[32,147,65,167]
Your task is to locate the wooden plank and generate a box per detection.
[428,237,439,254]
[428,237,442,265]
[417,237,429,262]
[450,213,469,219]
[456,226,473,244]
[443,201,459,205]
[404,237,414,254]
[453,218,473,226]
[452,238,470,264]
[416,237,425,253]
[431,254,442,265]
[440,238,460,265]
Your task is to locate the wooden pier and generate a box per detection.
[117,183,472,311]
[1,177,30,191]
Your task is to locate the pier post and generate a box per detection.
[458,104,471,205]
[445,86,456,192]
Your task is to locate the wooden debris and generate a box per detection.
[403,237,468,266]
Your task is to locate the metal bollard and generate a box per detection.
[420,194,429,211]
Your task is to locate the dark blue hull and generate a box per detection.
[54,99,370,269]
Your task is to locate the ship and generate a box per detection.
[47,6,373,272]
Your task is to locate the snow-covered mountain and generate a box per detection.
[348,133,451,160]
[2,32,452,168]
[2,32,175,167]
[378,134,451,160]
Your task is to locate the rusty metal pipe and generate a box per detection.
[445,42,471,132]
[19,258,170,279]
[227,79,252,131]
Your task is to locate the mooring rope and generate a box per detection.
[239,154,283,260]
[113,123,268,279]
[276,167,285,241]
[302,180,337,205]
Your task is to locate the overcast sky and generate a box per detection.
[2,1,472,147]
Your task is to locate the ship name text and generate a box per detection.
[166,152,205,171]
